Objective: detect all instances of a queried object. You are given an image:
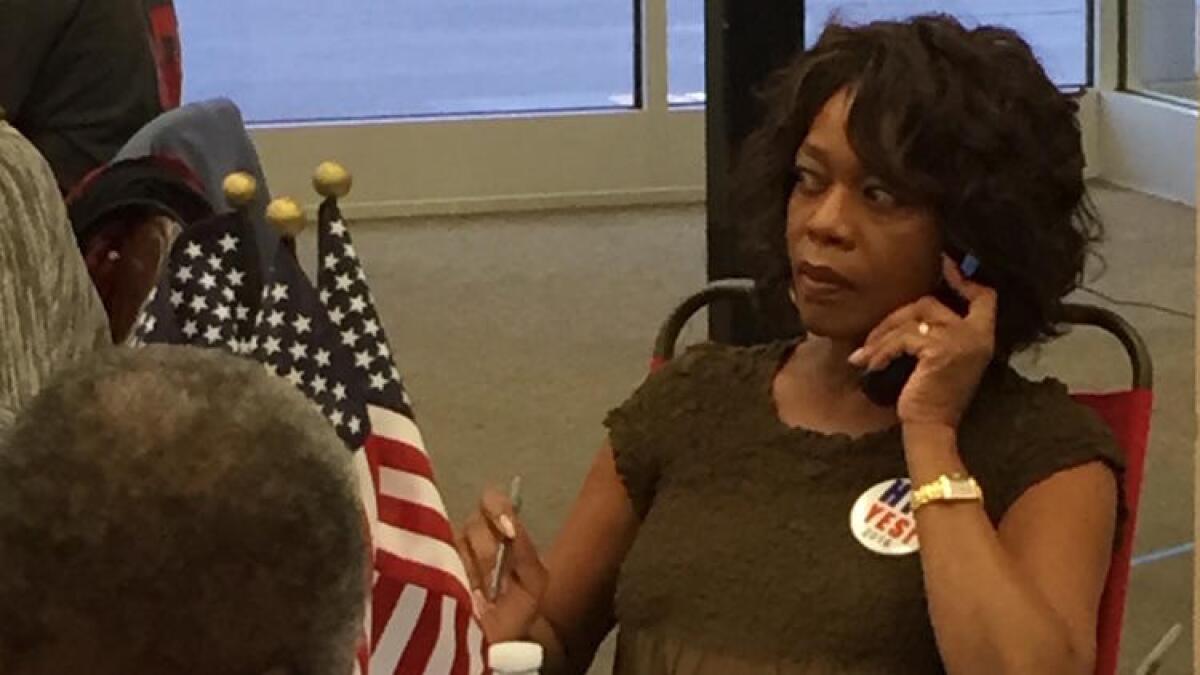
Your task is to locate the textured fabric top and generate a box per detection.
[0,122,110,434]
[604,340,1124,675]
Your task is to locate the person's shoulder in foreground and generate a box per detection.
[0,345,367,675]
[0,120,109,433]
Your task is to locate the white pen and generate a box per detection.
[488,475,523,601]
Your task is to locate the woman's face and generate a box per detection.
[786,88,942,344]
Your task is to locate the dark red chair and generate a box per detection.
[651,280,1154,675]
[1060,304,1153,675]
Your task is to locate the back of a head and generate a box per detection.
[0,345,367,675]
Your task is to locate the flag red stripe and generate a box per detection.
[366,440,381,501]
[365,426,474,673]
[371,572,408,649]
[367,432,435,481]
[377,495,455,544]
[376,550,472,609]
[393,594,442,675]
[452,602,471,675]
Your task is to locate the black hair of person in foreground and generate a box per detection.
[0,346,367,675]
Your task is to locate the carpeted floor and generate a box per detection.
[297,180,1195,674]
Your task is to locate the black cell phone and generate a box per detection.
[859,250,981,407]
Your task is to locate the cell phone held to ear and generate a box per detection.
[859,251,980,407]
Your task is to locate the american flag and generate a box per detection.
[132,187,485,674]
[316,198,411,413]
[130,211,260,349]
[245,247,365,442]
[311,196,483,675]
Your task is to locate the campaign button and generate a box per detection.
[849,478,920,556]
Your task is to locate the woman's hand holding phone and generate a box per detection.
[850,255,997,431]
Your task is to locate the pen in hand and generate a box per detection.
[488,475,523,602]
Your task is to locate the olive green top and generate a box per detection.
[604,340,1123,675]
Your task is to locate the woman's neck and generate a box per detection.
[794,335,864,395]
[775,334,898,437]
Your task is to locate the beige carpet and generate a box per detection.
[297,181,1195,674]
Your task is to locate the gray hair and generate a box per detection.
[0,121,110,433]
[0,345,368,675]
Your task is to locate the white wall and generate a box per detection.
[1098,92,1198,206]
[252,109,705,220]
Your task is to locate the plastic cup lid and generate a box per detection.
[488,641,544,671]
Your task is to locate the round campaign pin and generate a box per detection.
[849,478,920,556]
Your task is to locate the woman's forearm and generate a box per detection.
[902,424,1090,675]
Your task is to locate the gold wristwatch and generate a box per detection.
[912,473,983,511]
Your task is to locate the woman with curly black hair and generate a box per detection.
[459,15,1123,675]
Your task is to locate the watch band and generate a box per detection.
[912,473,983,511]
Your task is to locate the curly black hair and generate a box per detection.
[0,345,367,675]
[734,14,1103,357]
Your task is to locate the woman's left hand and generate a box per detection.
[851,256,997,430]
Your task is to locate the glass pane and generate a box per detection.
[667,1,1091,102]
[667,0,706,106]
[1126,0,1197,103]
[806,1,1089,87]
[178,1,637,124]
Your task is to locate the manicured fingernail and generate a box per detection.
[848,348,866,365]
[498,515,516,540]
[472,589,486,619]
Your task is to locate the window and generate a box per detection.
[667,0,706,105]
[804,1,1091,88]
[667,1,1093,101]
[1123,0,1197,103]
[178,1,638,124]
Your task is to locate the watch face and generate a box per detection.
[945,480,978,500]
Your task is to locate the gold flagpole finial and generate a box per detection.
[313,161,352,199]
[266,197,306,238]
[222,172,258,209]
